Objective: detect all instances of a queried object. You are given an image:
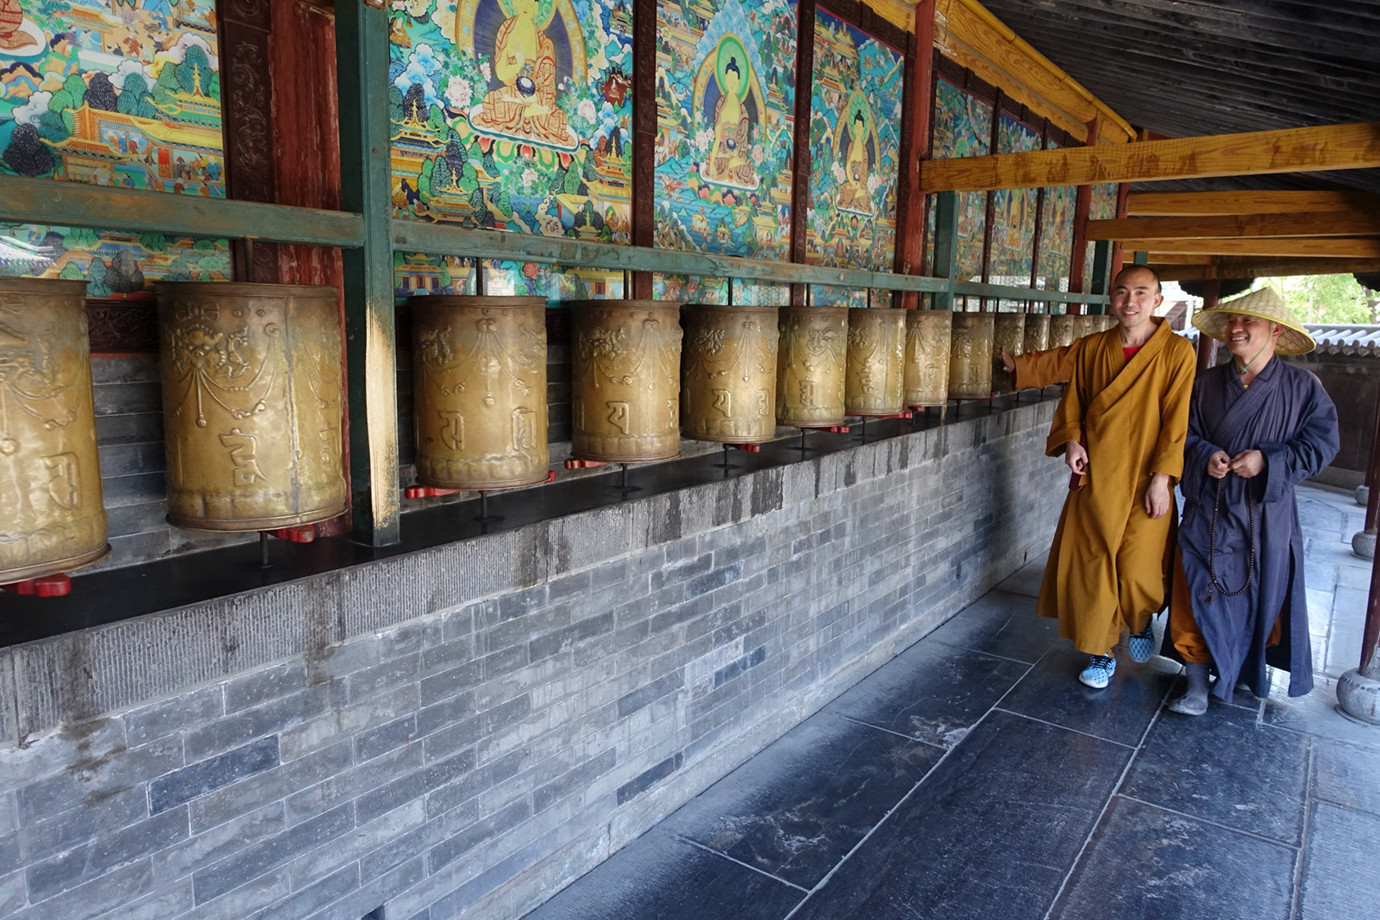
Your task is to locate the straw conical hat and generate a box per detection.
[1192,286,1315,355]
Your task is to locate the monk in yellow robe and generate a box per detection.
[1038,266,1196,689]
[478,0,570,146]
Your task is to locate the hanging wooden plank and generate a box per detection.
[1138,238,1380,259]
[1089,211,1380,242]
[920,121,1380,193]
[1128,190,1380,216]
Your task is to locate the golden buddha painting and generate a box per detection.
[834,99,876,216]
[695,35,761,191]
[0,0,40,53]
[457,0,584,151]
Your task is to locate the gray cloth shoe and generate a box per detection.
[1168,663,1211,715]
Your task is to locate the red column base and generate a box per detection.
[1,574,73,597]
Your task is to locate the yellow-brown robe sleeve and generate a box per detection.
[1012,341,1080,390]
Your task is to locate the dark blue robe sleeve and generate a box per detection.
[1260,373,1340,505]
[1182,377,1226,506]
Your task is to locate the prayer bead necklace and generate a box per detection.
[1206,477,1257,604]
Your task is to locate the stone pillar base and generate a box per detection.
[1337,668,1380,725]
[1351,528,1376,560]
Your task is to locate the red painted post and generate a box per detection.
[1195,279,1220,372]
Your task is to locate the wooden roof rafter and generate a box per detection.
[1153,257,1380,283]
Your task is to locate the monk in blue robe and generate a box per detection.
[1168,287,1339,715]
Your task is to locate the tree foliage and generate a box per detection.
[1260,274,1376,324]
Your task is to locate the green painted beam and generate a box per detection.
[338,0,401,547]
[392,220,952,294]
[952,281,1108,306]
[0,175,364,248]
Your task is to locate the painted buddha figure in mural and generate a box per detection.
[0,0,38,52]
[475,0,571,146]
[836,109,874,215]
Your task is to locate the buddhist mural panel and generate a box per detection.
[929,77,990,281]
[1083,181,1117,287]
[390,0,633,241]
[0,0,228,292]
[1037,142,1074,291]
[988,114,1039,285]
[653,0,796,259]
[804,10,901,274]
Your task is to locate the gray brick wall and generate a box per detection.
[0,399,1068,920]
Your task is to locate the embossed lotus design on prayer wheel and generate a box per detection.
[571,300,682,463]
[845,307,905,416]
[776,306,848,427]
[903,309,952,409]
[1023,313,1050,356]
[948,312,995,399]
[680,304,779,444]
[412,296,548,490]
[1075,314,1105,340]
[156,283,347,531]
[991,313,1026,394]
[0,279,109,581]
[1050,313,1078,348]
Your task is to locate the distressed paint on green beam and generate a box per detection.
[0,175,364,248]
[391,221,953,294]
[952,280,1108,305]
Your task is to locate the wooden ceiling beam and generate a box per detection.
[1089,211,1380,242]
[920,121,1380,192]
[1128,238,1380,259]
[1127,190,1380,216]
[1145,254,1213,265]
[1155,258,1380,282]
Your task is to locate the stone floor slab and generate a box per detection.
[999,642,1178,747]
[1299,801,1380,920]
[1052,796,1296,920]
[521,830,804,920]
[923,590,1059,663]
[1312,738,1380,816]
[992,554,1048,599]
[1264,677,1380,753]
[824,641,1030,747]
[789,710,1131,920]
[1123,702,1310,845]
[657,711,943,889]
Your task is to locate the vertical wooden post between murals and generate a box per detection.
[979,88,1000,298]
[932,189,957,311]
[894,0,935,310]
[1028,120,1047,296]
[336,0,401,547]
[631,0,656,298]
[1111,178,1131,281]
[1067,114,1099,296]
[219,0,280,284]
[789,0,816,305]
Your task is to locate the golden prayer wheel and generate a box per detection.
[845,308,906,415]
[948,312,995,399]
[570,300,682,462]
[412,296,548,489]
[1050,314,1078,348]
[156,282,347,531]
[991,313,1026,394]
[903,309,952,409]
[1101,314,1119,332]
[776,306,848,427]
[1022,313,1050,355]
[680,304,779,443]
[1075,314,1104,339]
[0,279,109,581]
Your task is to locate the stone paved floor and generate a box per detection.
[521,483,1380,920]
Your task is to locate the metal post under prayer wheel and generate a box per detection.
[776,306,848,427]
[948,312,995,399]
[0,279,109,582]
[845,307,905,416]
[412,296,548,489]
[1049,313,1078,349]
[156,282,347,531]
[680,304,779,443]
[903,309,952,409]
[991,313,1026,394]
[1023,313,1050,356]
[570,300,682,463]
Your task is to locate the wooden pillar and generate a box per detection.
[220,0,280,283]
[894,0,935,309]
[1028,121,1048,294]
[789,0,818,306]
[1110,180,1130,281]
[630,0,656,299]
[1068,115,1100,295]
[336,0,401,546]
[1195,279,1221,372]
[979,90,1002,298]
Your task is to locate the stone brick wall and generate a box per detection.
[0,399,1067,920]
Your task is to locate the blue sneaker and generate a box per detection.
[1079,654,1117,689]
[1128,622,1155,663]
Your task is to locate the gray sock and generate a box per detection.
[1169,663,1211,715]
